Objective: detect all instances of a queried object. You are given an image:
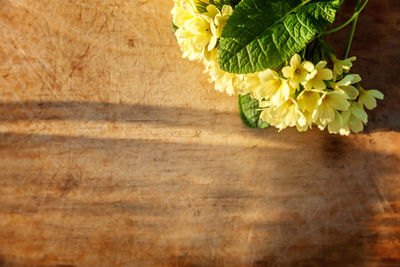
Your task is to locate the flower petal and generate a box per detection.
[320,104,335,124]
[290,54,301,67]
[351,104,368,123]
[361,95,377,110]
[328,111,343,134]
[282,66,292,79]
[319,69,333,81]
[207,36,217,51]
[341,85,359,100]
[328,93,350,111]
[350,119,364,133]
[315,61,327,70]
[258,69,275,81]
[369,89,384,100]
[338,74,361,86]
[221,5,233,16]
[302,61,315,72]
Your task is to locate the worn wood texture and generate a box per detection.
[0,0,400,266]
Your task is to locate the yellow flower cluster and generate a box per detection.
[172,1,384,135]
[172,0,238,95]
[247,54,384,135]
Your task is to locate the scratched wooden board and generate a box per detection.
[0,0,400,266]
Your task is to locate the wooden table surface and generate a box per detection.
[0,0,399,266]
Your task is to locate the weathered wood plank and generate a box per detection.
[0,0,399,266]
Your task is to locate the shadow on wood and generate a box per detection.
[0,100,398,133]
[0,132,399,266]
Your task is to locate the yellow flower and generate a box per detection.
[172,1,223,61]
[214,5,233,37]
[203,2,219,17]
[200,4,232,47]
[252,69,283,100]
[299,111,314,131]
[174,17,214,60]
[303,61,333,90]
[358,87,384,110]
[201,5,220,49]
[327,110,346,135]
[331,55,356,80]
[203,50,240,95]
[239,69,293,104]
[270,80,295,106]
[172,0,197,28]
[333,74,361,100]
[297,89,320,113]
[341,102,368,133]
[261,98,306,131]
[312,91,350,125]
[260,109,285,131]
[237,73,260,96]
[282,54,314,89]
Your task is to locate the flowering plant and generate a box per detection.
[171,0,383,135]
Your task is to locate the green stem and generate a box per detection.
[343,0,362,58]
[343,16,358,58]
[319,39,334,57]
[321,0,368,35]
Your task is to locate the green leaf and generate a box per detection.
[172,22,178,33]
[238,94,270,128]
[218,0,343,74]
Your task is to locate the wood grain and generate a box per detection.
[0,0,400,266]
